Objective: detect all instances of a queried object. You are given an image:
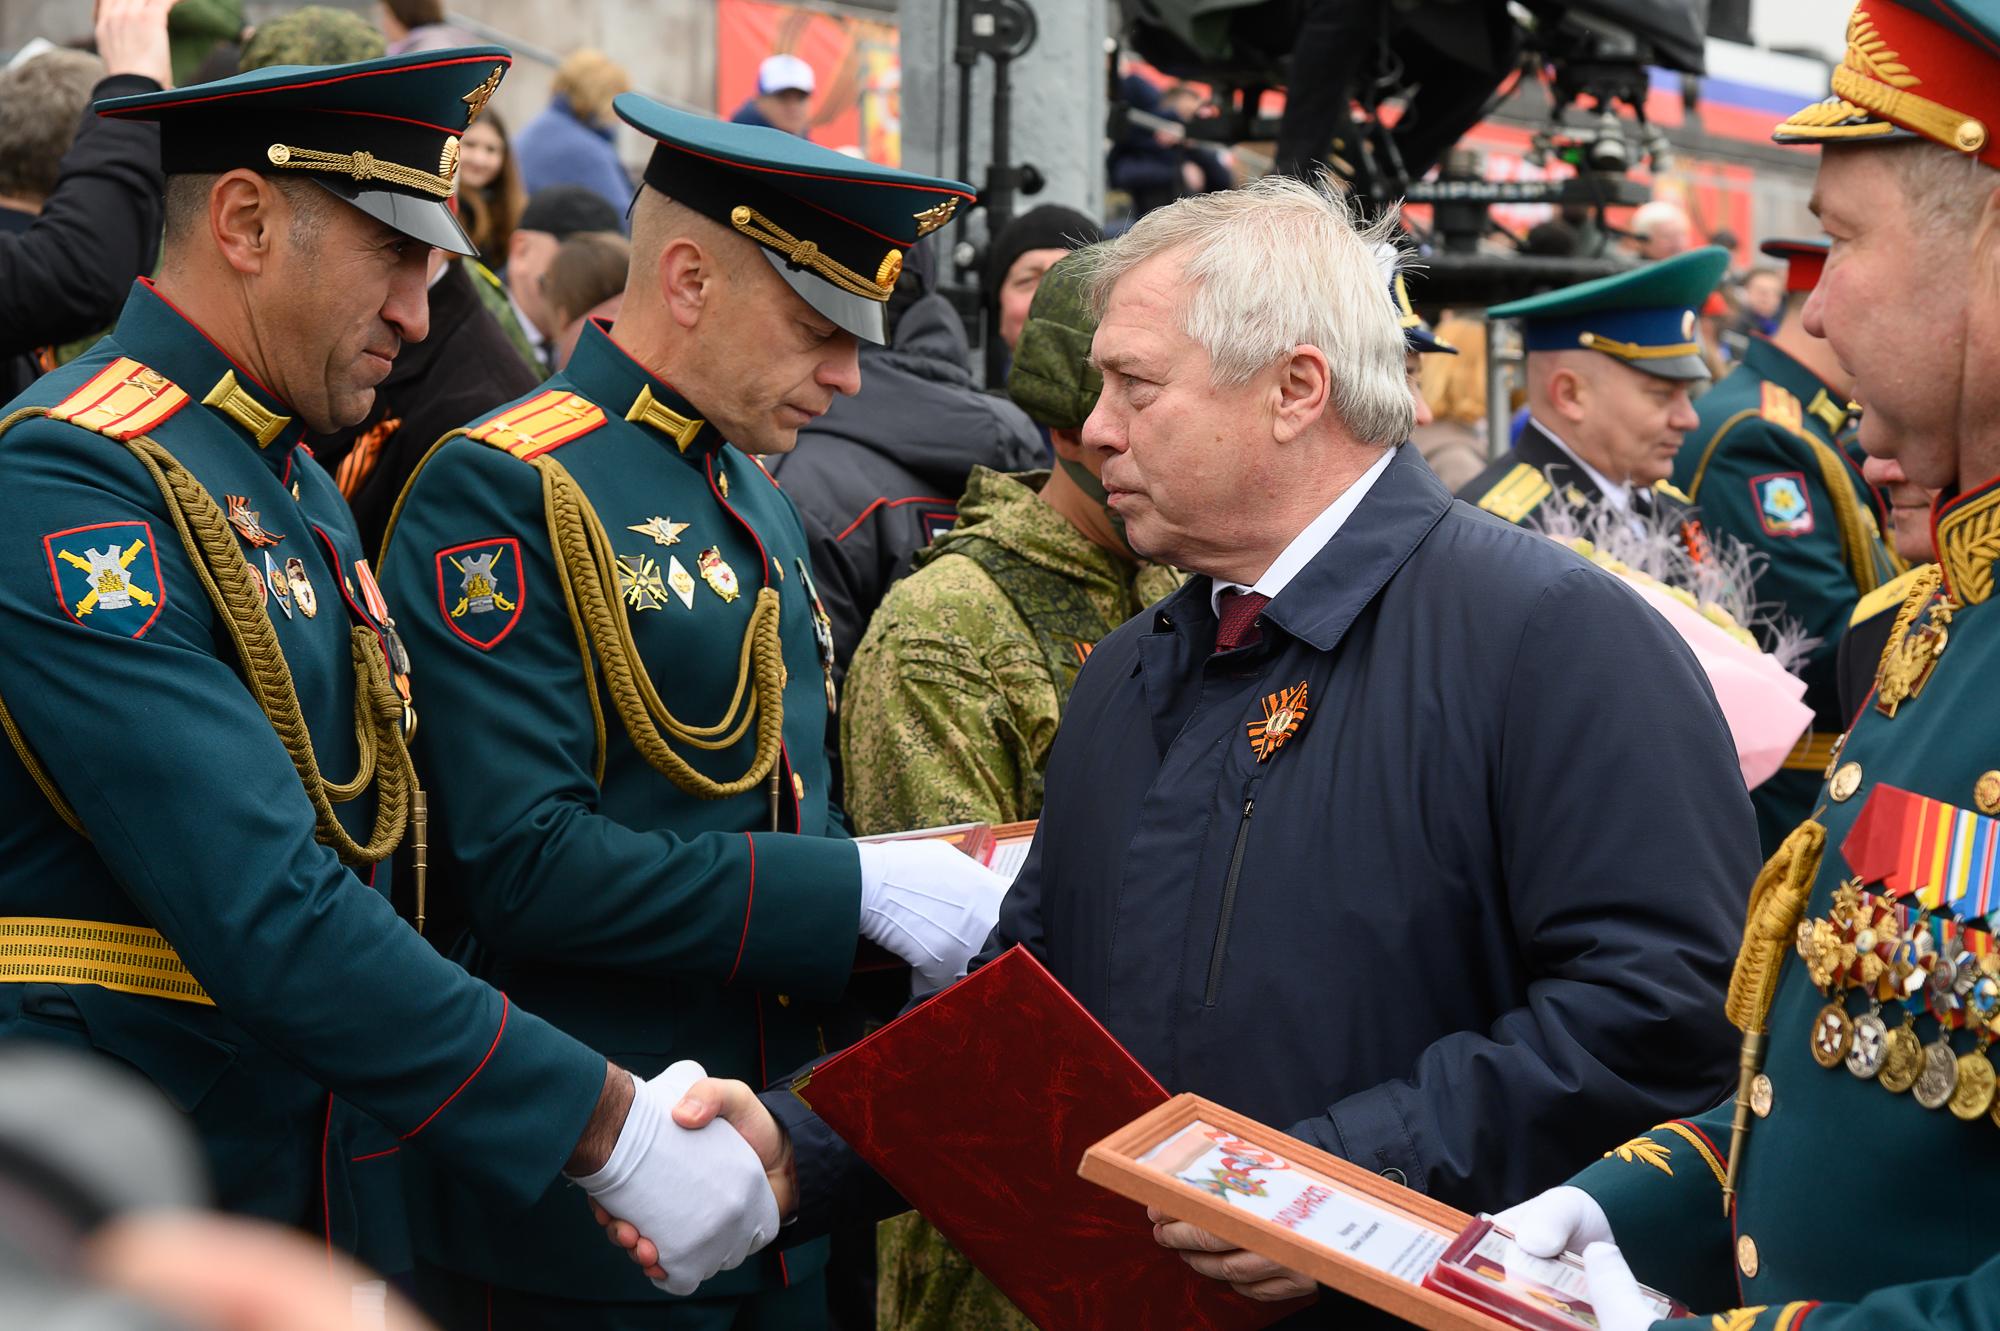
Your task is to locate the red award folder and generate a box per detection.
[793,946,1303,1330]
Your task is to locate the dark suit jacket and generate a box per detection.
[772,445,1758,1322]
[1459,419,1698,532]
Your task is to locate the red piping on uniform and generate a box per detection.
[402,996,509,1138]
[728,832,757,984]
[138,281,296,419]
[350,1146,401,1163]
[711,456,775,583]
[1676,1117,1726,1165]
[834,495,954,543]
[313,525,395,677]
[99,54,510,117]
[655,139,974,208]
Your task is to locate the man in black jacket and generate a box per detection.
[0,1,171,400]
[766,240,1043,686]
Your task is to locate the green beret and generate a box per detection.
[1006,250,1102,431]
[239,7,386,73]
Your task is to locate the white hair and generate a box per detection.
[1631,199,1690,236]
[1079,173,1416,447]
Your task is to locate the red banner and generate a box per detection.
[716,0,901,164]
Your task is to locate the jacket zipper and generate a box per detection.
[1203,795,1256,1007]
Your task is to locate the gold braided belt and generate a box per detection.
[0,917,213,1005]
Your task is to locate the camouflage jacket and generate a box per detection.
[840,466,1181,836]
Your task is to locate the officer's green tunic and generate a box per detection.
[1566,477,2000,1329]
[380,318,862,1309]
[0,282,605,1249]
[1671,338,1898,856]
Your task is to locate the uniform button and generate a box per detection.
[1977,771,2000,816]
[792,773,805,801]
[1379,1167,1406,1186]
[776,993,791,1007]
[1830,761,1863,803]
[1750,1073,1773,1118]
[1736,1233,1759,1279]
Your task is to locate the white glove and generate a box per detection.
[1493,1185,1614,1259]
[1579,1242,1662,1331]
[853,840,1008,993]
[567,1061,779,1296]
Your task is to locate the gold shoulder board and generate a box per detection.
[467,391,607,462]
[47,357,191,441]
[1475,463,1552,524]
[1760,380,1805,432]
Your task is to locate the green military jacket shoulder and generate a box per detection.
[1567,478,2000,1331]
[0,283,603,1257]
[841,467,1180,836]
[378,317,861,1301]
[1671,339,1898,854]
[850,467,1177,1331]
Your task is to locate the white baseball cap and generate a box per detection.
[757,54,815,96]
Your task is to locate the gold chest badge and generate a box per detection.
[698,546,740,603]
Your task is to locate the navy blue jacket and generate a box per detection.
[773,445,1754,1286]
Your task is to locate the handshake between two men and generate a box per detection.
[564,837,1007,1294]
[578,1090,1680,1330]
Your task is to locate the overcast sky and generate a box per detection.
[1751,0,1846,61]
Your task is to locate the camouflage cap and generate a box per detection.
[239,6,386,73]
[1006,250,1102,431]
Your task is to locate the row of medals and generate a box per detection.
[1798,879,2000,1120]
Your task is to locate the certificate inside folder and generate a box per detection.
[792,945,1303,1331]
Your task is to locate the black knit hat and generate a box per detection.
[982,204,1101,303]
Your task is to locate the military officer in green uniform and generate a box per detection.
[0,50,786,1293]
[377,98,1009,1329]
[1671,237,1901,856]
[1498,2,2000,1326]
[1458,249,1731,556]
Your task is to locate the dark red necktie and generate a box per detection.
[1214,589,1270,653]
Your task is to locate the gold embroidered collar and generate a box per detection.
[1937,480,2000,606]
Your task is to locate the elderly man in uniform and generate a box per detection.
[1669,236,1901,856]
[596,174,1761,1327]
[1459,248,1728,551]
[1499,3,2000,1328]
[378,98,1007,1329]
[0,49,777,1293]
